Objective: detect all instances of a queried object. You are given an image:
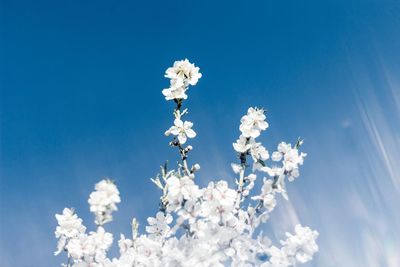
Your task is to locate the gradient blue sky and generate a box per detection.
[1,0,400,266]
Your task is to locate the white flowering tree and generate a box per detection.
[54,59,319,267]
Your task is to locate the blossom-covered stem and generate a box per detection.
[172,99,191,176]
[181,150,190,175]
[235,167,245,209]
[235,152,247,209]
[177,142,189,175]
[169,140,190,175]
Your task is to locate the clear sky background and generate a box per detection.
[1,0,400,266]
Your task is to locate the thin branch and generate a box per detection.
[235,152,247,209]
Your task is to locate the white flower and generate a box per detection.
[283,148,306,172]
[271,142,307,180]
[239,107,269,138]
[54,208,86,256]
[261,166,284,178]
[134,236,162,265]
[249,140,269,162]
[67,227,113,263]
[231,163,243,174]
[277,142,291,154]
[201,181,237,223]
[177,199,202,224]
[242,173,257,197]
[55,208,86,239]
[287,168,300,182]
[252,179,276,212]
[162,84,187,101]
[165,119,196,144]
[281,224,319,263]
[251,142,270,172]
[91,226,113,252]
[213,181,237,207]
[88,179,121,226]
[266,246,291,267]
[271,151,283,162]
[165,59,202,86]
[233,135,251,153]
[162,59,201,101]
[166,175,201,211]
[65,236,85,260]
[118,234,133,254]
[192,163,201,172]
[146,212,173,239]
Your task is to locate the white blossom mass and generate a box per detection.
[55,59,319,267]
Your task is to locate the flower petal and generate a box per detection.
[185,129,196,138]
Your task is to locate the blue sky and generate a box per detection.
[1,0,400,266]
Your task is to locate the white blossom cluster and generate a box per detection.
[162,58,202,101]
[55,59,318,267]
[88,179,121,226]
[55,180,119,266]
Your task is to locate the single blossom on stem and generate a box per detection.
[239,107,269,138]
[88,179,121,226]
[165,118,196,144]
[162,83,187,100]
[165,58,202,86]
